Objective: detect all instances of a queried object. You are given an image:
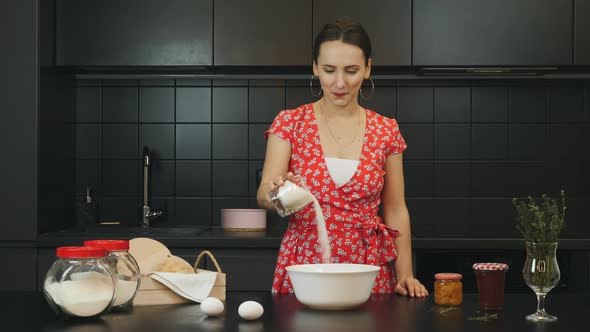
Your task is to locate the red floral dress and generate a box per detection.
[266,103,407,294]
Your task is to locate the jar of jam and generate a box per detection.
[434,273,463,305]
[472,263,509,310]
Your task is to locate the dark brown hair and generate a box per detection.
[313,17,372,66]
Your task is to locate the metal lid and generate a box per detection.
[434,273,462,280]
[472,263,509,271]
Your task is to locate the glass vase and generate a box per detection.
[522,241,560,322]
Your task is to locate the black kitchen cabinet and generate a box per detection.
[0,0,38,241]
[37,247,278,292]
[413,0,572,66]
[575,0,590,64]
[0,248,38,291]
[204,249,278,291]
[36,248,203,292]
[313,0,411,66]
[57,0,213,66]
[214,0,312,66]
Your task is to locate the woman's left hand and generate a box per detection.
[395,276,429,298]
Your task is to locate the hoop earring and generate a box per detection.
[309,75,323,97]
[359,78,375,100]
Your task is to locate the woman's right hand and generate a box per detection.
[267,172,295,194]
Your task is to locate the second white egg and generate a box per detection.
[238,300,264,320]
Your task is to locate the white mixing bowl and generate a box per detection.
[285,263,380,310]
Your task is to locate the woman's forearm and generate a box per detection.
[393,228,413,281]
[385,207,414,281]
[256,134,292,212]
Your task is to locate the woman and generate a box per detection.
[257,18,428,297]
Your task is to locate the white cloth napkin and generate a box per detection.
[148,271,217,303]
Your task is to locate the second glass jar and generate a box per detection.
[84,239,141,309]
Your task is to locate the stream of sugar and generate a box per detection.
[311,196,332,264]
[278,180,332,263]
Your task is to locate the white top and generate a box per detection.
[325,157,359,187]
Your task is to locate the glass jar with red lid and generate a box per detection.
[43,246,116,318]
[84,240,141,310]
[434,273,463,305]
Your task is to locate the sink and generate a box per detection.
[139,227,210,237]
[53,227,210,238]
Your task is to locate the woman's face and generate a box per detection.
[313,40,371,108]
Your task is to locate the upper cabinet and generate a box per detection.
[53,0,588,68]
[575,0,590,65]
[214,0,311,66]
[313,0,411,66]
[413,0,572,66]
[57,0,213,66]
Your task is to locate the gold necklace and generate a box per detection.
[318,102,362,147]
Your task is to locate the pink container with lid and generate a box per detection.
[221,209,266,231]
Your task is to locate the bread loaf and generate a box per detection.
[157,255,194,273]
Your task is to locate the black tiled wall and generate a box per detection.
[73,79,313,228]
[73,79,590,237]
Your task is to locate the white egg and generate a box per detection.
[238,300,264,320]
[200,297,224,317]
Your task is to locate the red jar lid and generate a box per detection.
[473,263,509,271]
[434,273,462,280]
[56,246,106,258]
[84,239,129,251]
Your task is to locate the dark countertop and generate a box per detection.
[4,291,589,332]
[33,227,590,250]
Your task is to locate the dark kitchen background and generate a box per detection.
[68,78,589,237]
[1,0,589,293]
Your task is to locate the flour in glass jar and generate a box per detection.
[44,271,114,317]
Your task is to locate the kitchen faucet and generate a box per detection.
[142,147,163,227]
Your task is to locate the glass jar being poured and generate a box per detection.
[268,175,332,263]
[84,240,141,310]
[268,175,315,217]
[43,246,116,318]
